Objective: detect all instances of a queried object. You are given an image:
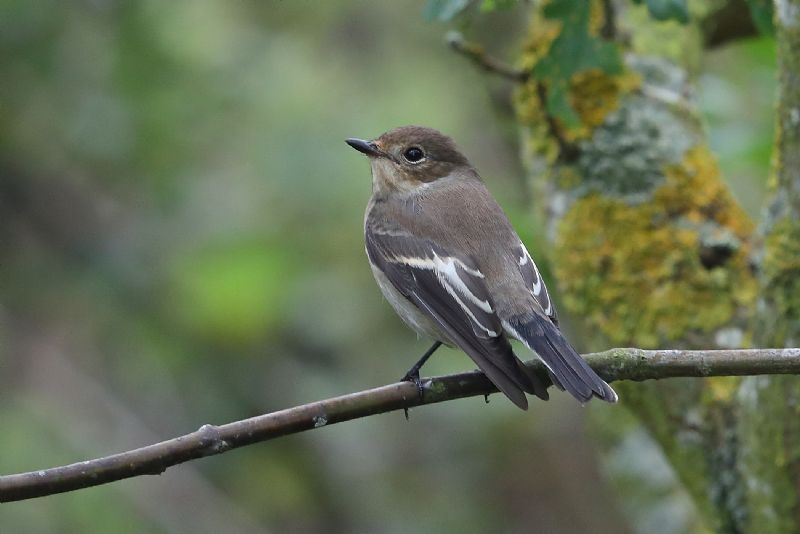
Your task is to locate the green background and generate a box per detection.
[0,1,774,532]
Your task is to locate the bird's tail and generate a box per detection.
[505,315,617,403]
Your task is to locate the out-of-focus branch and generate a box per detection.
[2,347,800,503]
[446,32,579,161]
[600,0,617,40]
[446,31,529,82]
[702,0,760,49]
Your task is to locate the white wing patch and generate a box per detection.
[518,242,553,317]
[393,253,498,337]
[518,242,543,295]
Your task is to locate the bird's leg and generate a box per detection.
[401,341,442,385]
[401,341,442,418]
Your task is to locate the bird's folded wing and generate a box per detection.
[366,224,541,408]
[516,241,558,325]
[512,244,617,402]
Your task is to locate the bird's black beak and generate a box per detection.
[346,138,381,157]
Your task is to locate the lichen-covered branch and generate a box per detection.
[2,348,800,503]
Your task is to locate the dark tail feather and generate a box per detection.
[478,357,530,410]
[518,361,551,401]
[472,337,552,409]
[508,316,617,403]
[485,339,552,403]
[456,330,533,410]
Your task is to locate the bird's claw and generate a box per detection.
[401,370,425,399]
[401,370,425,420]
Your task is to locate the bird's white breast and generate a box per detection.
[369,263,450,344]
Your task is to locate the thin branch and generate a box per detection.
[534,82,581,162]
[701,0,760,49]
[599,0,617,40]
[446,31,529,82]
[2,347,800,503]
[446,32,580,162]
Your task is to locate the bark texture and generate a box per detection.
[513,1,796,531]
[737,2,800,531]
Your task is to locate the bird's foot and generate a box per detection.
[401,369,425,420]
[401,369,425,396]
[399,341,442,419]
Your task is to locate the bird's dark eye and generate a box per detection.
[403,146,425,163]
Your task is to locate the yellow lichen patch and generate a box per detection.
[660,146,755,244]
[566,69,641,140]
[518,20,561,74]
[515,11,563,161]
[764,220,800,286]
[626,1,701,69]
[515,2,638,149]
[553,146,756,347]
[588,0,605,35]
[762,218,800,345]
[556,166,583,190]
[515,82,559,163]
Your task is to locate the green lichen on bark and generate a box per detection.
[762,217,800,345]
[737,375,800,533]
[736,2,800,532]
[554,145,756,348]
[573,93,696,199]
[513,3,762,531]
[625,1,703,69]
[759,0,800,347]
[516,1,640,154]
[536,53,757,349]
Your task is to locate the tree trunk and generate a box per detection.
[512,1,797,531]
[737,1,800,531]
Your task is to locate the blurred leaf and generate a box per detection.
[533,0,623,127]
[745,0,774,36]
[480,0,517,12]
[632,0,689,24]
[168,241,297,346]
[423,0,470,21]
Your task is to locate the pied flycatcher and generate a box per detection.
[346,126,617,409]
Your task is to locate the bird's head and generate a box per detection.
[346,126,474,194]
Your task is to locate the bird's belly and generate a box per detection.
[371,265,451,343]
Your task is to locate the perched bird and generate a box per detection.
[346,126,617,409]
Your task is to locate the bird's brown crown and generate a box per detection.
[375,126,469,168]
[368,126,474,190]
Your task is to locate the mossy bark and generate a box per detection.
[513,1,798,531]
[737,2,800,532]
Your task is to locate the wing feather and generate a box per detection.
[518,242,558,325]
[366,224,549,407]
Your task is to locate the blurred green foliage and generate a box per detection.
[632,0,690,23]
[699,36,775,216]
[533,0,623,126]
[0,1,773,533]
[424,0,472,21]
[744,0,775,35]
[167,240,297,346]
